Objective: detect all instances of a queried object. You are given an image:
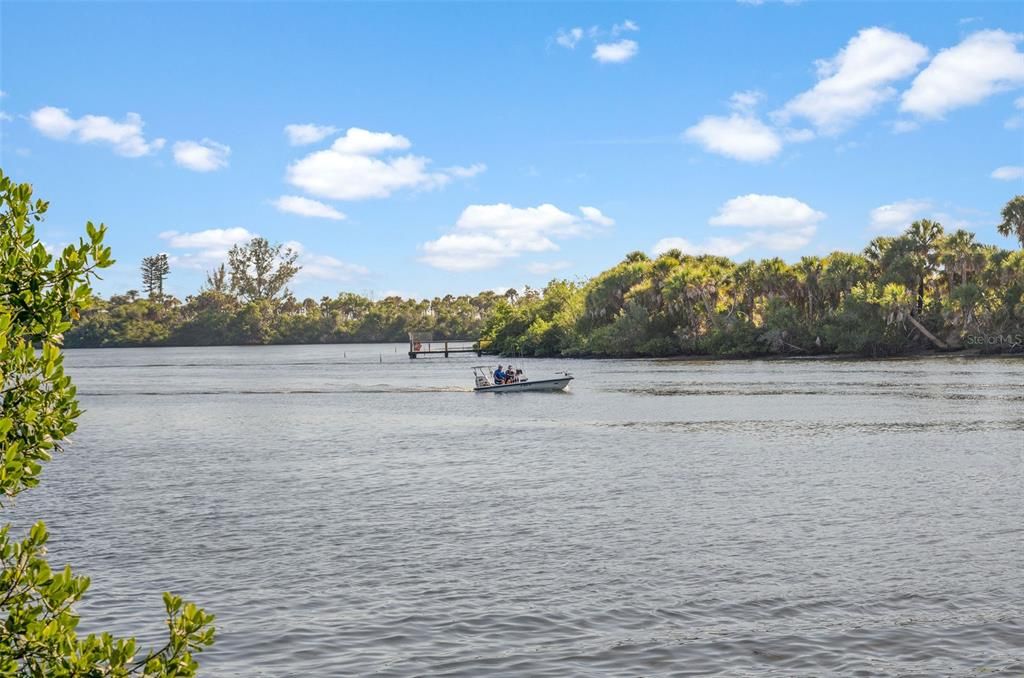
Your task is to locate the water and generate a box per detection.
[7,345,1024,676]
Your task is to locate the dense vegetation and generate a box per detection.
[1,170,214,674]
[66,198,1023,358]
[483,207,1024,358]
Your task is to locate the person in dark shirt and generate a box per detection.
[493,366,505,384]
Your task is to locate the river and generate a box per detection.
[8,345,1024,676]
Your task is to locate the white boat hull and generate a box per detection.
[474,376,573,393]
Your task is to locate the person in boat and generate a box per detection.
[505,365,515,383]
[493,365,505,385]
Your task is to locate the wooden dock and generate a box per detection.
[408,334,492,359]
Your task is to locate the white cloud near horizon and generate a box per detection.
[593,39,638,64]
[285,123,339,146]
[868,199,932,232]
[710,194,826,229]
[160,228,366,283]
[991,165,1024,180]
[775,27,929,134]
[654,194,824,258]
[285,127,481,201]
[173,139,230,172]
[29,106,165,157]
[901,30,1024,118]
[420,203,612,271]
[272,195,347,220]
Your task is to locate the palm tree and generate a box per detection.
[997,195,1024,247]
[940,229,981,288]
[907,219,944,313]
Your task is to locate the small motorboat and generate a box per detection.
[472,365,573,393]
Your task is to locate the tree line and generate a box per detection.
[66,197,1023,357]
[66,236,505,347]
[483,198,1024,358]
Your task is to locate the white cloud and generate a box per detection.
[445,163,487,178]
[161,228,366,282]
[173,139,230,172]
[556,27,584,49]
[684,113,782,162]
[991,165,1024,181]
[420,203,609,271]
[776,27,929,133]
[1016,96,1024,109]
[283,241,368,282]
[612,20,639,35]
[902,30,1024,118]
[579,205,615,226]
[729,89,765,112]
[710,194,825,228]
[890,119,920,134]
[284,123,339,146]
[28,106,165,157]
[526,260,573,275]
[285,127,476,201]
[653,195,821,259]
[159,227,255,267]
[0,111,11,122]
[782,127,816,142]
[272,195,346,221]
[330,127,411,155]
[868,199,932,232]
[653,236,751,258]
[160,227,254,251]
[593,39,638,63]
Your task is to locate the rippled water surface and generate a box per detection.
[9,345,1024,676]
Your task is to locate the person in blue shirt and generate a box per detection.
[493,365,505,384]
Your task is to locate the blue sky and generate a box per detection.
[2,1,1023,300]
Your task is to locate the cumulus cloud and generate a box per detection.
[776,27,929,133]
[868,199,932,232]
[612,20,639,35]
[655,194,824,258]
[653,236,751,258]
[285,123,339,146]
[991,165,1024,180]
[555,27,584,49]
[420,203,611,271]
[684,113,782,162]
[272,195,346,221]
[579,205,615,226]
[282,241,368,282]
[901,30,1024,118]
[159,227,255,267]
[28,106,165,157]
[593,39,638,63]
[285,127,478,201]
[161,228,366,282]
[173,139,230,172]
[445,163,487,178]
[710,194,826,228]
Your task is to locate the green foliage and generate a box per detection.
[227,237,300,303]
[140,254,170,298]
[0,170,214,676]
[61,199,1024,359]
[997,195,1024,248]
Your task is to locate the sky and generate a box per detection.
[1,1,1023,300]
